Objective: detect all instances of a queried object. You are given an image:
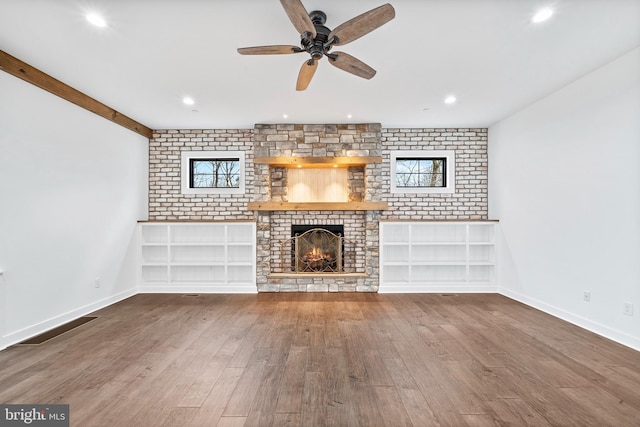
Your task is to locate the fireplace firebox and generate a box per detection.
[290,225,344,273]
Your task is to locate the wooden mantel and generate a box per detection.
[247,201,388,211]
[254,156,382,168]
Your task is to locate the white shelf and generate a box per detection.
[169,262,226,266]
[408,261,469,266]
[170,243,224,247]
[380,222,498,291]
[166,242,254,247]
[411,242,467,246]
[139,222,256,291]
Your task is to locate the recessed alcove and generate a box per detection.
[248,155,387,211]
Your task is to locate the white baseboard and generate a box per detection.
[0,288,136,351]
[500,288,640,352]
[379,285,499,293]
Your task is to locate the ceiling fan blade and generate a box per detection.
[328,3,395,46]
[328,52,376,79]
[280,0,316,38]
[237,45,302,55]
[296,59,318,91]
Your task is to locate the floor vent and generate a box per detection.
[17,316,98,345]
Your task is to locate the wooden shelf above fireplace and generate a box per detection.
[254,156,382,168]
[247,201,388,211]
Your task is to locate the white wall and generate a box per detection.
[489,47,640,350]
[0,72,148,349]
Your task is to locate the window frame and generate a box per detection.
[181,150,245,195]
[390,150,456,194]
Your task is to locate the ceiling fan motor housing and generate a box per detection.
[304,10,333,60]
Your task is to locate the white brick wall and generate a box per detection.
[149,129,255,221]
[149,126,487,221]
[380,128,488,220]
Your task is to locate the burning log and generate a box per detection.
[302,247,336,271]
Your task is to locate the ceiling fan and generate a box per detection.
[237,0,395,91]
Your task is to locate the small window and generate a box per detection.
[390,150,455,194]
[395,158,446,188]
[190,158,240,188]
[181,151,245,194]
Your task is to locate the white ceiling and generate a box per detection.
[1,0,639,130]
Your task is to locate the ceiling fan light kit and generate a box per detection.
[238,0,395,91]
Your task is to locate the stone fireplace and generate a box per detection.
[289,225,345,273]
[251,123,385,292]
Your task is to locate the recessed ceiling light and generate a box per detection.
[86,13,107,28]
[283,114,288,119]
[347,114,353,119]
[532,7,554,23]
[182,97,195,106]
[444,95,457,104]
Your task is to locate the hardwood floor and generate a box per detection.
[1,293,639,426]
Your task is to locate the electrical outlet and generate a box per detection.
[583,291,591,302]
[623,302,634,316]
[95,278,101,288]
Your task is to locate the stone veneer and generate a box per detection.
[253,124,383,292]
[148,125,488,291]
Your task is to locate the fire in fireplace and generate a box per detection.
[291,225,344,273]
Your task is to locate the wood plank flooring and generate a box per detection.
[0,293,639,426]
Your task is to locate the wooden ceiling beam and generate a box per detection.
[0,50,152,138]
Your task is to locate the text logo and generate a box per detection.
[0,405,68,427]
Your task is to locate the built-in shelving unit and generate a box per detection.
[139,222,256,293]
[379,221,498,292]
